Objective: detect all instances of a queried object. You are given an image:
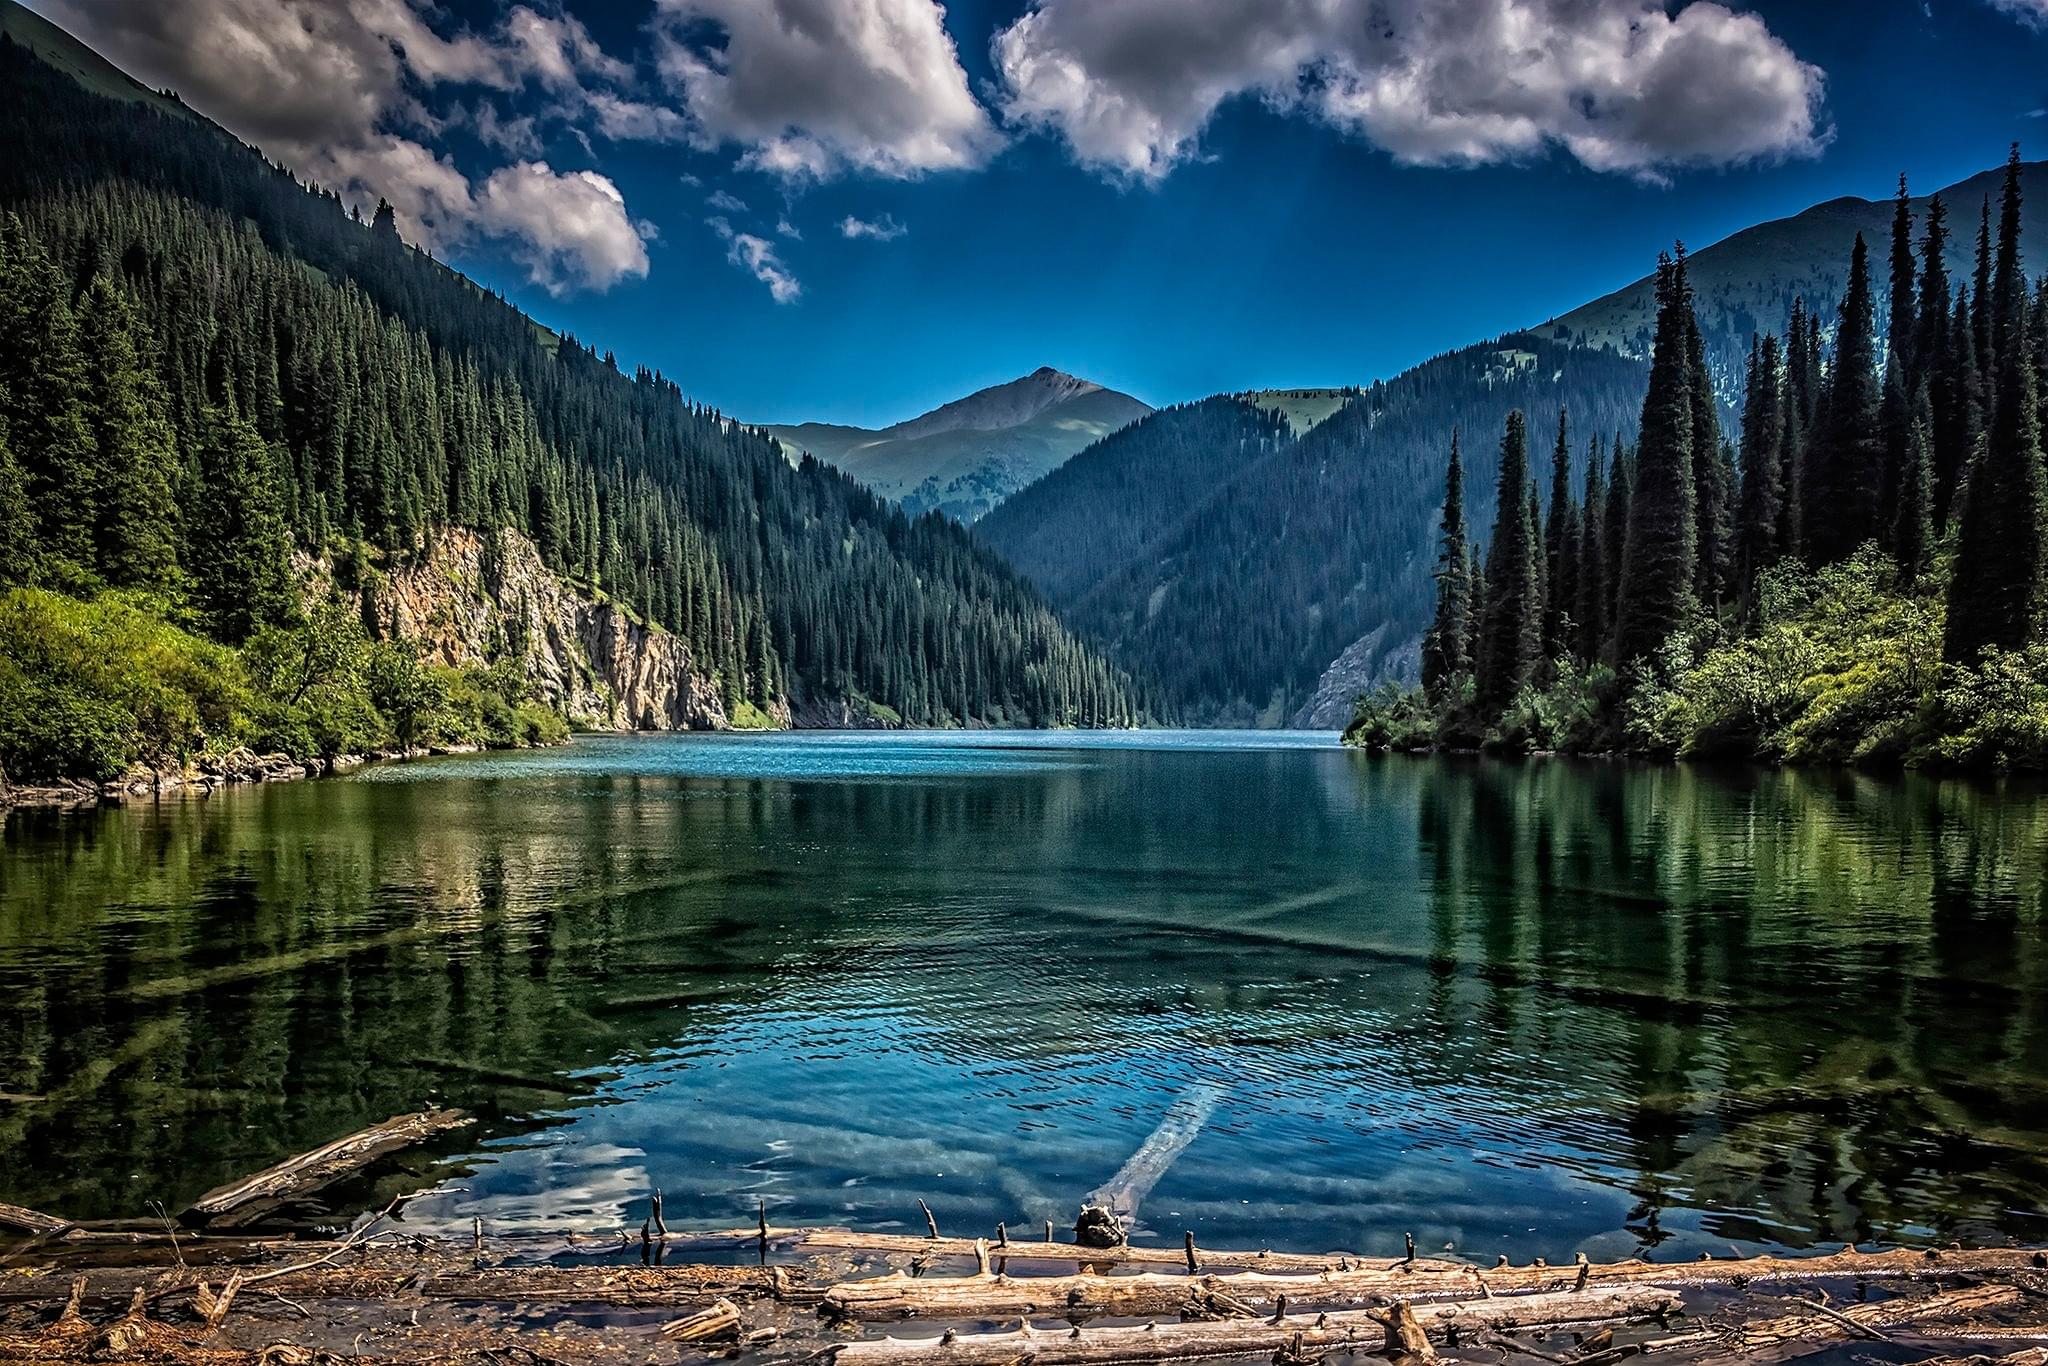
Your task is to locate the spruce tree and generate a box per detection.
[0,411,31,586]
[1683,266,1730,603]
[1809,233,1883,563]
[1420,431,1471,700]
[1542,409,1578,662]
[1601,436,1633,660]
[1474,410,1541,716]
[1934,287,1982,525]
[1888,175,1919,384]
[1737,333,1785,612]
[1893,394,1935,588]
[1615,255,1697,666]
[78,275,182,591]
[189,402,295,643]
[1946,148,2046,664]
[1973,195,1996,393]
[1576,440,1607,663]
[0,217,96,575]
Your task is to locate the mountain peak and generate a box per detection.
[886,367,1108,441]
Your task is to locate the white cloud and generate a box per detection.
[840,214,908,241]
[475,163,653,295]
[39,0,658,292]
[650,0,1002,180]
[710,217,802,302]
[992,0,1827,185]
[776,216,804,240]
[707,189,751,214]
[1988,0,2048,25]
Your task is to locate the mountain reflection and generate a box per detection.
[1,737,2043,1258]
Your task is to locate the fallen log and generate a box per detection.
[832,1285,1682,1366]
[1578,1281,2027,1366]
[0,1204,67,1236]
[0,1261,801,1308]
[821,1244,2048,1323]
[683,1225,1398,1273]
[182,1109,472,1228]
[662,1297,742,1342]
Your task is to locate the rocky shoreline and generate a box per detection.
[0,743,495,813]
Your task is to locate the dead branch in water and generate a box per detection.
[831,1285,1681,1366]
[821,1243,2048,1323]
[182,1110,472,1229]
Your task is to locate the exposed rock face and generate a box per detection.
[1290,626,1422,730]
[365,527,749,732]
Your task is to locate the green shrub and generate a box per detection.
[1343,683,1434,752]
[0,587,248,780]
[1923,646,2048,770]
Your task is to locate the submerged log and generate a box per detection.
[832,1286,1681,1366]
[821,1243,2048,1324]
[182,1110,472,1228]
[0,1260,800,1308]
[703,1226,1394,1273]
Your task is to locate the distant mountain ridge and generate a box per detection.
[1540,161,2048,394]
[767,367,1152,523]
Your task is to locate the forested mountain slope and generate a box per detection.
[982,341,1648,726]
[1541,162,2048,395]
[768,368,1151,523]
[0,21,1145,765]
[976,397,1294,602]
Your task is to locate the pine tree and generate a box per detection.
[1973,194,1996,393]
[1474,410,1541,715]
[1542,409,1578,661]
[0,216,96,574]
[1808,233,1883,563]
[1737,333,1785,611]
[1576,440,1607,662]
[1933,286,1982,525]
[78,275,181,591]
[1683,265,1730,603]
[1893,393,1935,588]
[1888,175,1919,384]
[1420,431,1471,700]
[189,402,295,643]
[1945,147,2046,665]
[1601,436,1633,660]
[1615,255,1697,666]
[0,411,31,586]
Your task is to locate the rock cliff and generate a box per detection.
[362,527,757,732]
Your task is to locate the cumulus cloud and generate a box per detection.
[710,217,802,302]
[840,214,908,241]
[39,0,657,291]
[650,0,1002,180]
[992,0,1827,184]
[475,162,653,294]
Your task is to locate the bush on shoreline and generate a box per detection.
[0,586,571,783]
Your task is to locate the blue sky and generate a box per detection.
[30,0,2048,426]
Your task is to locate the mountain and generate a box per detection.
[0,11,1147,755]
[983,156,2048,729]
[767,367,1152,523]
[1538,161,2048,395]
[982,340,1648,726]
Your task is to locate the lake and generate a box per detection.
[3,731,2046,1263]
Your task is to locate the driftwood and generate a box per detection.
[0,1260,802,1308]
[662,1297,743,1342]
[182,1110,472,1228]
[821,1243,2048,1323]
[0,1203,68,1236]
[686,1225,1392,1273]
[833,1285,1681,1366]
[1577,1281,2028,1366]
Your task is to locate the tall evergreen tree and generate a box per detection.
[1420,431,1471,700]
[1475,410,1541,715]
[1737,333,1785,611]
[1888,175,1919,384]
[1683,263,1730,602]
[0,411,31,586]
[1933,286,1983,525]
[188,402,295,644]
[0,216,96,574]
[1542,409,1578,661]
[1576,439,1608,663]
[1973,194,1996,393]
[1615,255,1698,666]
[1601,436,1633,660]
[1946,147,2045,664]
[1808,233,1883,562]
[78,275,182,591]
[1893,395,1936,588]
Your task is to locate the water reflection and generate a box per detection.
[1,735,2043,1260]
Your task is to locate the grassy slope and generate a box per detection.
[0,0,198,122]
[1246,389,1354,435]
